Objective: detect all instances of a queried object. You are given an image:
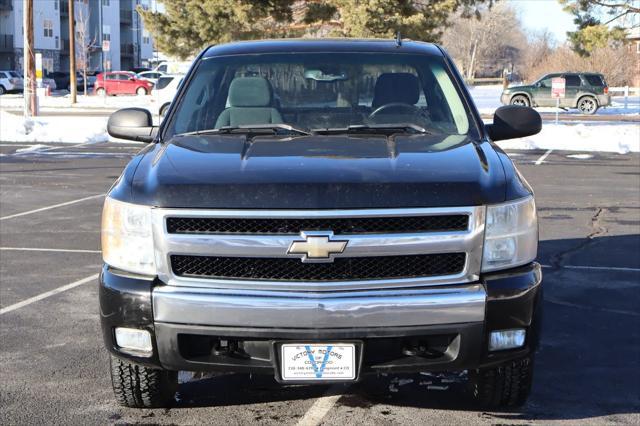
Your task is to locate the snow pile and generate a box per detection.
[497,122,640,154]
[0,110,109,143]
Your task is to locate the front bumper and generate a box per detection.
[100,263,542,375]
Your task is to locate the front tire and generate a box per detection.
[469,355,534,408]
[159,102,170,117]
[110,355,178,408]
[136,87,148,96]
[577,96,598,115]
[96,87,106,96]
[0,85,6,95]
[510,95,530,107]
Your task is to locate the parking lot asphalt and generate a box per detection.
[0,142,638,425]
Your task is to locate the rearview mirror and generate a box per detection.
[107,108,156,142]
[304,69,348,82]
[485,105,541,142]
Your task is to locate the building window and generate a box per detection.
[54,1,58,10]
[43,20,53,38]
[102,25,111,41]
[142,30,150,45]
[55,36,59,49]
[636,41,640,54]
[102,0,110,6]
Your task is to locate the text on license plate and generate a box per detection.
[281,343,356,381]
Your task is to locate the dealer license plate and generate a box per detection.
[280,343,356,381]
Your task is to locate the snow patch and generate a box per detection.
[497,123,640,154]
[566,153,594,159]
[0,110,109,144]
[15,144,50,153]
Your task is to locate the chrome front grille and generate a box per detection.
[165,215,469,235]
[152,207,486,292]
[170,253,466,281]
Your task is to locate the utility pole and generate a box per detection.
[69,0,77,103]
[23,0,36,117]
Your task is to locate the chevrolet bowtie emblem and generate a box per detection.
[288,231,348,263]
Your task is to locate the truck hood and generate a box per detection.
[129,133,506,208]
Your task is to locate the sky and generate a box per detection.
[508,0,577,43]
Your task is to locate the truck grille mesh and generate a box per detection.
[170,253,466,281]
[166,215,468,235]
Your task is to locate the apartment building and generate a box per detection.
[0,0,154,73]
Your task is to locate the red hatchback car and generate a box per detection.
[94,72,152,96]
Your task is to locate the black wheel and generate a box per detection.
[136,86,148,96]
[0,85,6,95]
[96,87,106,96]
[109,355,178,408]
[469,355,534,408]
[510,95,530,107]
[577,96,598,115]
[159,103,170,117]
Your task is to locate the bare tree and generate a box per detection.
[528,43,637,86]
[74,6,95,95]
[520,30,556,82]
[442,3,527,80]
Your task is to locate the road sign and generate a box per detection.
[551,77,566,99]
[102,40,110,52]
[35,52,42,85]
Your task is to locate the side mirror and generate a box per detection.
[485,105,541,142]
[129,77,136,81]
[107,108,157,142]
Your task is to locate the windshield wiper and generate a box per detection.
[313,123,429,135]
[178,123,311,137]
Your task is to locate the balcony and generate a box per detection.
[120,9,133,25]
[0,34,13,52]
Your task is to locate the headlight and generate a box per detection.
[101,197,156,275]
[482,196,537,272]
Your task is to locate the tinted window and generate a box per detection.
[564,75,581,87]
[167,52,475,138]
[117,74,131,81]
[9,71,21,78]
[0,72,7,78]
[584,75,605,86]
[105,74,117,80]
[155,76,174,90]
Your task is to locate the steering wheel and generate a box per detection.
[368,102,422,120]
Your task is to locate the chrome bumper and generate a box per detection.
[152,284,486,328]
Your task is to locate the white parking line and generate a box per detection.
[534,149,553,165]
[0,273,99,315]
[0,193,105,221]
[541,264,640,272]
[296,385,346,426]
[0,247,101,254]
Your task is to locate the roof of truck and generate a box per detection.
[203,38,443,58]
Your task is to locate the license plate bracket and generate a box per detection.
[277,342,361,382]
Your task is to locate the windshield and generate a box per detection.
[165,52,476,138]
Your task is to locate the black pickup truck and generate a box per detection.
[101,39,543,409]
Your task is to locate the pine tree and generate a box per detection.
[559,0,638,56]
[139,0,490,59]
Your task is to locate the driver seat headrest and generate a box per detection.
[228,77,274,107]
[372,73,420,109]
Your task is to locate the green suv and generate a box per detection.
[500,72,610,114]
